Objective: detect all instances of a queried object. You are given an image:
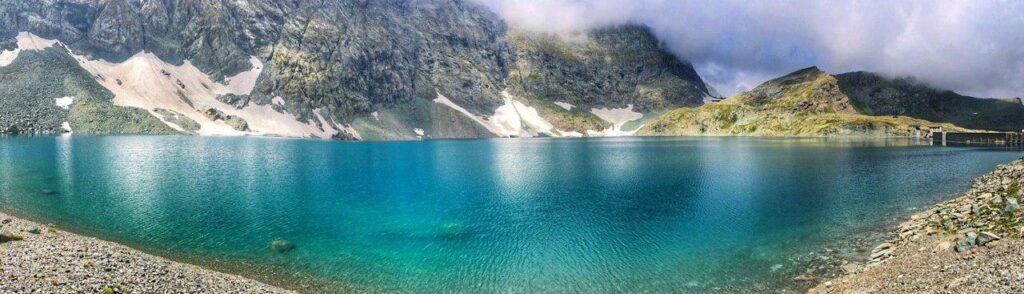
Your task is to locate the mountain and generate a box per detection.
[0,0,712,140]
[835,72,1024,132]
[638,67,969,137]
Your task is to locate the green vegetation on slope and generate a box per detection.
[639,67,968,137]
[836,72,1024,132]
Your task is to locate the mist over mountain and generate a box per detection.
[475,0,1024,99]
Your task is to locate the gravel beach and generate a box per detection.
[812,156,1024,293]
[0,211,293,293]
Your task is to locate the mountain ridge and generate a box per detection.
[0,0,1020,139]
[0,0,713,139]
[638,67,972,137]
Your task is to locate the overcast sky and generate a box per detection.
[474,0,1024,98]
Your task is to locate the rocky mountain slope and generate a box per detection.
[836,72,1024,132]
[638,67,968,137]
[0,33,176,134]
[0,0,713,140]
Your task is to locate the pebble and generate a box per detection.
[812,157,1024,293]
[0,212,293,293]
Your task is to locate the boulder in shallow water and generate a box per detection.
[440,222,468,239]
[268,239,297,253]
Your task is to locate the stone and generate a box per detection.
[954,238,972,252]
[1004,198,1020,214]
[26,226,40,234]
[977,232,1001,246]
[955,232,978,253]
[793,274,815,282]
[841,263,864,274]
[0,232,22,243]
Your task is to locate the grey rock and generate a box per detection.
[955,237,973,253]
[26,226,40,234]
[204,108,250,132]
[977,232,1001,246]
[1004,198,1020,214]
[154,109,200,132]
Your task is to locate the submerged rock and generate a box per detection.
[267,239,297,254]
[26,226,40,234]
[440,222,469,239]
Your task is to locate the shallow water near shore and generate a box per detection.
[0,135,1020,292]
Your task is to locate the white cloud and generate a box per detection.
[475,0,1024,98]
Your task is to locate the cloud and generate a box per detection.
[474,0,1024,98]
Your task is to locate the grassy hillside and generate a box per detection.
[638,67,969,137]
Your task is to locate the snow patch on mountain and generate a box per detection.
[434,91,561,138]
[554,101,574,110]
[588,104,644,136]
[54,96,74,109]
[71,51,347,139]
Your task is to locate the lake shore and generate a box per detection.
[811,156,1024,293]
[0,211,293,293]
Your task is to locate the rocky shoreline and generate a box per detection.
[811,156,1024,293]
[0,211,292,293]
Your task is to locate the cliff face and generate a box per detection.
[639,67,968,137]
[0,0,713,139]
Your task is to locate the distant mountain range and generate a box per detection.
[0,0,1019,139]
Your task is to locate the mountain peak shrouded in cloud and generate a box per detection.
[473,0,1024,98]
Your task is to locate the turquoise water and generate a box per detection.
[0,136,1019,292]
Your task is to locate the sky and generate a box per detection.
[474,0,1024,98]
